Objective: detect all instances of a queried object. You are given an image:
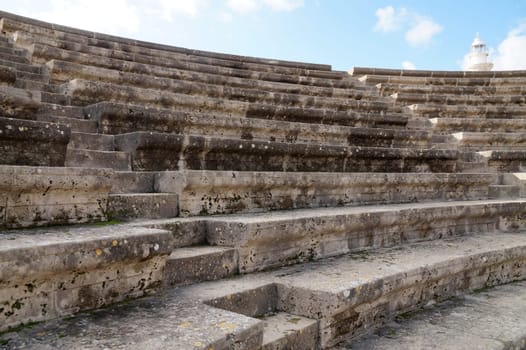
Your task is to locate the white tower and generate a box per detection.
[465,33,493,71]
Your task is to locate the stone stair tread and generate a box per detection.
[65,148,131,171]
[261,312,318,349]
[4,231,526,349]
[107,193,179,220]
[340,280,526,350]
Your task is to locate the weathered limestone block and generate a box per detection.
[156,171,496,216]
[479,150,526,172]
[0,117,70,166]
[453,131,526,151]
[0,225,173,331]
[0,85,40,118]
[84,102,426,148]
[0,165,113,228]
[409,103,526,118]
[0,65,16,85]
[205,199,526,272]
[114,132,457,173]
[430,117,526,133]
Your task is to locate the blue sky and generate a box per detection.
[1,0,525,71]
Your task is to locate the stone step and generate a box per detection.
[0,165,113,228]
[377,82,526,97]
[0,85,41,119]
[86,102,424,148]
[107,193,178,220]
[86,102,408,136]
[37,103,86,118]
[392,91,526,106]
[0,223,172,331]
[156,170,496,216]
[478,150,526,172]
[204,199,526,273]
[37,115,97,132]
[452,131,526,151]
[12,78,46,90]
[33,43,352,90]
[356,72,526,87]
[48,60,381,108]
[430,117,526,133]
[69,132,114,151]
[502,173,526,197]
[61,79,399,116]
[113,132,457,173]
[342,280,526,350]
[3,231,526,348]
[409,103,526,118]
[49,59,365,99]
[5,20,335,76]
[0,50,30,64]
[198,231,526,348]
[488,185,520,199]
[0,57,41,74]
[15,69,48,82]
[261,312,318,349]
[0,116,70,167]
[164,246,238,287]
[0,65,16,84]
[110,171,156,193]
[65,148,131,170]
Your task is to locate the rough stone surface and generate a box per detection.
[339,280,526,350]
[0,117,70,166]
[156,170,496,216]
[0,165,113,228]
[0,224,173,331]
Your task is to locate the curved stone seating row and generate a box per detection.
[0,223,172,331]
[377,82,526,97]
[48,59,364,99]
[431,117,526,133]
[0,12,333,74]
[85,102,426,147]
[59,79,399,118]
[408,103,526,118]
[155,170,496,216]
[452,132,526,151]
[392,92,526,106]
[351,66,526,78]
[358,74,526,88]
[0,165,112,228]
[112,131,458,173]
[46,60,382,110]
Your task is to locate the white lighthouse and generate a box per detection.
[465,33,493,71]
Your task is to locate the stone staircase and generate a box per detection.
[1,10,526,350]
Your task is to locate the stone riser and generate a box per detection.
[0,117,70,167]
[358,73,526,87]
[409,103,526,118]
[393,92,526,106]
[430,117,526,133]
[0,165,113,228]
[156,171,496,216]
[205,200,526,273]
[0,225,172,332]
[113,132,457,173]
[377,82,526,96]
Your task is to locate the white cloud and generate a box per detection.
[374,6,406,32]
[227,0,260,14]
[27,0,140,35]
[493,22,526,70]
[402,60,416,69]
[263,0,304,12]
[154,0,208,21]
[218,11,233,22]
[374,6,442,47]
[405,17,442,47]
[227,0,303,14]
